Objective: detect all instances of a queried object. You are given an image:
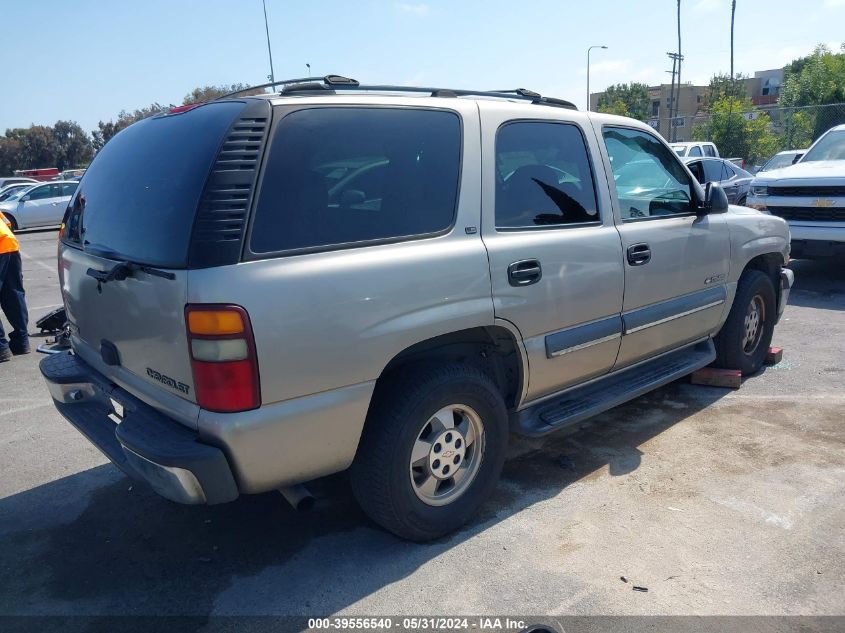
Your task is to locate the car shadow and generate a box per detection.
[0,381,727,619]
[786,258,845,311]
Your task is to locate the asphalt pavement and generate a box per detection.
[1,229,843,621]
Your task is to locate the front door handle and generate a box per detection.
[508,259,542,287]
[627,243,651,266]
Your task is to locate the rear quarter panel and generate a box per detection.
[189,98,491,405]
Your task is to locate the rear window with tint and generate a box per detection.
[63,101,244,267]
[249,107,461,254]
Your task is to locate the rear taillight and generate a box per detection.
[185,304,261,413]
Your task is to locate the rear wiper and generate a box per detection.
[86,261,176,284]
[83,243,176,284]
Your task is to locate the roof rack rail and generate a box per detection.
[216,75,359,100]
[216,75,577,110]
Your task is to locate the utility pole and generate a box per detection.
[674,0,683,142]
[730,0,736,80]
[262,0,276,87]
[586,45,608,111]
[666,52,683,140]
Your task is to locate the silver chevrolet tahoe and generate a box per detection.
[41,76,793,541]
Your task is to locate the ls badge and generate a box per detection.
[704,273,726,285]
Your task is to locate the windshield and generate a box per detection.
[2,185,34,202]
[760,153,799,172]
[802,130,845,162]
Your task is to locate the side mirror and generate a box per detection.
[792,153,803,164]
[701,182,729,215]
[20,195,30,203]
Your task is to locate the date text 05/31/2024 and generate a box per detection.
[307,618,531,631]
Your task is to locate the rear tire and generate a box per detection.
[351,362,508,541]
[714,269,776,375]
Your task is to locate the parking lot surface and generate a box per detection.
[1,229,843,618]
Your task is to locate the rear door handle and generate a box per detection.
[627,243,651,266]
[507,259,542,287]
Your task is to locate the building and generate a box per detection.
[589,82,708,142]
[589,67,785,142]
[748,68,783,107]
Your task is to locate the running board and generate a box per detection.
[511,339,716,437]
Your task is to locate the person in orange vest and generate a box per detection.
[0,212,29,362]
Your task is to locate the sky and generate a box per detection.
[3,0,845,135]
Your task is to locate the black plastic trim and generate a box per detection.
[544,315,623,358]
[188,99,273,268]
[40,353,239,504]
[513,339,716,437]
[622,286,727,334]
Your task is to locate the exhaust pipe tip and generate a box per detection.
[279,484,315,512]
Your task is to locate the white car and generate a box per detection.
[670,141,719,158]
[0,180,78,231]
[0,176,38,189]
[758,149,807,173]
[748,124,845,259]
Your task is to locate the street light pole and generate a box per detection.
[306,63,311,77]
[262,0,276,86]
[587,45,608,111]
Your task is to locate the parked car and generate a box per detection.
[0,182,35,202]
[41,78,792,541]
[758,149,806,173]
[0,176,38,189]
[748,124,845,259]
[14,167,60,181]
[670,141,719,158]
[684,157,754,205]
[60,168,86,180]
[0,180,78,231]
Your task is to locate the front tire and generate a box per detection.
[4,214,18,232]
[714,270,776,375]
[351,362,509,541]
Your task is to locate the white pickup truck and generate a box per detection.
[748,124,845,259]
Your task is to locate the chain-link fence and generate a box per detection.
[646,103,845,165]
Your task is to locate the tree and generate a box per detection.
[92,103,168,150]
[183,83,264,104]
[597,83,650,120]
[702,72,748,110]
[692,97,779,165]
[8,125,57,169]
[52,120,93,169]
[779,44,845,140]
[0,137,22,175]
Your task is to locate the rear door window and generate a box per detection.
[28,185,58,200]
[703,159,729,183]
[688,146,703,157]
[60,182,78,196]
[495,121,599,228]
[249,107,461,254]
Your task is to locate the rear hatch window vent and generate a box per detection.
[189,100,272,268]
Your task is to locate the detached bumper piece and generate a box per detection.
[40,352,238,505]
